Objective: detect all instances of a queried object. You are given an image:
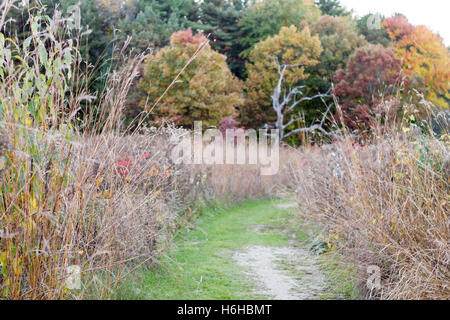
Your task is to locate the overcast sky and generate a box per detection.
[339,0,450,46]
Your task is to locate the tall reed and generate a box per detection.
[290,101,449,299]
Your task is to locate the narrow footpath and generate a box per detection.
[117,199,358,300]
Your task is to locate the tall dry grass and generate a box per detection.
[202,145,298,202]
[290,102,449,299]
[0,3,291,299]
[0,4,169,298]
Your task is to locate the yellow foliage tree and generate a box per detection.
[242,25,323,128]
[383,16,450,109]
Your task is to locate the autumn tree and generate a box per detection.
[311,15,366,79]
[333,44,405,131]
[116,0,248,76]
[304,15,367,114]
[137,29,243,127]
[242,25,323,129]
[383,16,450,109]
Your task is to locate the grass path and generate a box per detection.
[116,199,358,300]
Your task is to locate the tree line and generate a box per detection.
[4,0,449,141]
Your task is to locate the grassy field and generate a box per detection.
[115,199,359,300]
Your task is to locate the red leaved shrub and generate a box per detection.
[333,44,406,131]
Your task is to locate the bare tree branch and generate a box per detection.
[283,102,341,140]
[268,57,338,141]
[285,89,331,114]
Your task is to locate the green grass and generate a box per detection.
[114,199,359,300]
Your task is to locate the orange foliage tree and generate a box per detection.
[138,29,243,127]
[383,16,450,109]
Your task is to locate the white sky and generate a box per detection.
[339,0,450,46]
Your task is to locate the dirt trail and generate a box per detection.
[125,200,351,300]
[234,245,325,300]
[233,202,326,300]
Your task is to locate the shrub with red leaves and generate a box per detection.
[219,116,240,137]
[114,153,152,177]
[218,116,246,144]
[114,160,133,176]
[333,44,406,131]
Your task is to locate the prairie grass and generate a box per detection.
[0,5,287,298]
[290,105,449,299]
[0,4,164,298]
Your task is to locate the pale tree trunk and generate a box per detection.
[267,56,340,141]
